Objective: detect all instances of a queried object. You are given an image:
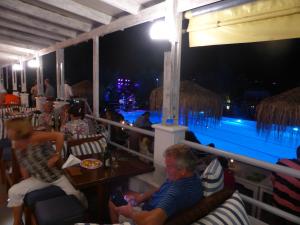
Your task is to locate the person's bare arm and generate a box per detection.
[32,131,64,167]
[118,205,167,225]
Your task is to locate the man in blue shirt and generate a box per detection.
[109,144,203,225]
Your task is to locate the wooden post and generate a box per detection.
[162,0,182,125]
[93,36,99,117]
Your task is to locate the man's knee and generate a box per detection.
[8,183,23,197]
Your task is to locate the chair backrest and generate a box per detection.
[67,134,107,157]
[164,188,234,225]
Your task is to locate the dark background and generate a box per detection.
[20,20,300,119]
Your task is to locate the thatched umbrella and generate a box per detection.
[72,80,93,98]
[256,87,300,134]
[71,80,93,106]
[150,80,223,125]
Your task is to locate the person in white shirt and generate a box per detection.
[0,83,7,105]
[64,80,73,100]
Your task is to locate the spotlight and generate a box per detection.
[149,20,171,40]
[12,64,23,71]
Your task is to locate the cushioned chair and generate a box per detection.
[24,186,66,225]
[165,188,234,225]
[35,195,85,225]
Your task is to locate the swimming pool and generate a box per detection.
[120,110,300,164]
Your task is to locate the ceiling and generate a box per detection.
[0,0,164,66]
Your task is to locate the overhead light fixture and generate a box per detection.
[12,64,23,71]
[27,59,40,68]
[149,20,172,41]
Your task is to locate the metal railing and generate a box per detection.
[181,140,300,179]
[181,140,300,224]
[87,115,300,224]
[86,115,154,162]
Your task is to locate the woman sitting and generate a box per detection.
[6,118,87,225]
[60,105,89,139]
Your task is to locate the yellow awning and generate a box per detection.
[187,0,300,47]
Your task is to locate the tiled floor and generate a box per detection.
[0,184,13,225]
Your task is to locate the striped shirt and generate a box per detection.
[142,175,203,217]
[272,158,300,216]
[15,143,62,183]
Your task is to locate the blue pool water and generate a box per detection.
[120,110,300,164]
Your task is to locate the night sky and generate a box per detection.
[38,20,300,112]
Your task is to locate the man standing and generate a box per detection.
[44,79,55,100]
[30,82,38,106]
[109,144,203,225]
[272,146,300,221]
[64,80,73,100]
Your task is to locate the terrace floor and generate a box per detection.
[0,184,12,225]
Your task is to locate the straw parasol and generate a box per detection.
[256,86,300,134]
[72,80,93,98]
[150,80,223,125]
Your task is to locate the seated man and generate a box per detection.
[37,101,56,130]
[109,144,203,225]
[134,112,152,130]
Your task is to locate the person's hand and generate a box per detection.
[117,204,133,218]
[124,192,144,205]
[47,153,60,168]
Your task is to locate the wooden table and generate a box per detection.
[64,151,154,223]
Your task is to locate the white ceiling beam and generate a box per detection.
[97,0,140,15]
[0,48,31,57]
[0,34,44,50]
[0,43,35,55]
[0,8,77,38]
[0,51,21,60]
[0,0,91,32]
[37,2,166,56]
[0,20,65,42]
[35,0,112,24]
[177,0,222,12]
[0,28,55,46]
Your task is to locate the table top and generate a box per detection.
[64,151,155,189]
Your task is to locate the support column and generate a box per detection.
[0,67,3,87]
[36,55,42,96]
[21,61,26,92]
[153,0,184,166]
[162,0,182,125]
[12,69,17,91]
[5,66,9,90]
[39,56,44,95]
[93,36,99,117]
[20,61,29,106]
[56,49,64,99]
